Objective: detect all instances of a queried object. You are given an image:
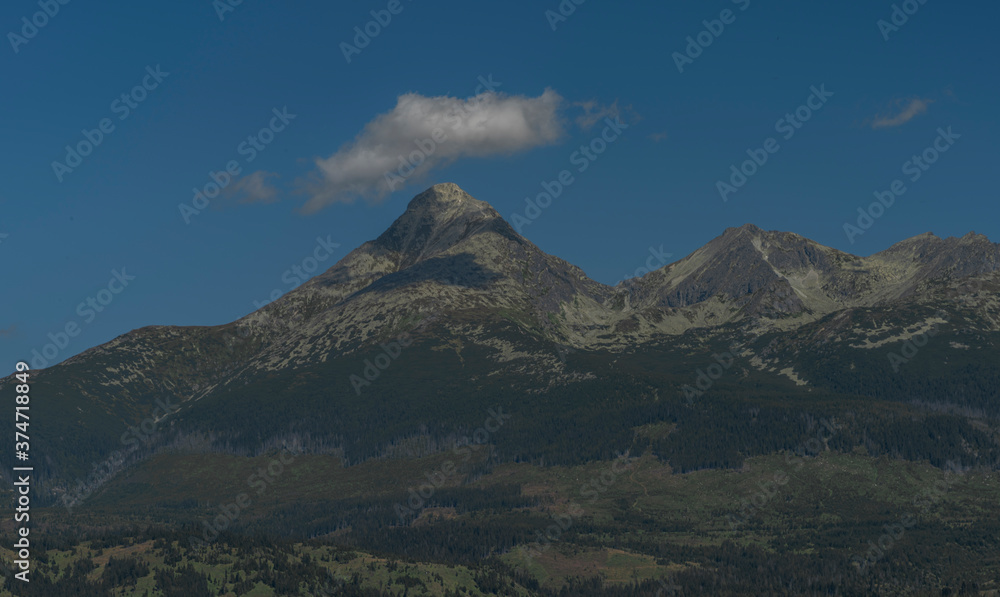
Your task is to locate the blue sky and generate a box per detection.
[2,0,998,369]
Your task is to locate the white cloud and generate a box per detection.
[872,98,932,129]
[299,89,565,213]
[225,171,280,204]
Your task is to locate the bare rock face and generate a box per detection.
[626,225,824,314]
[371,182,505,266]
[868,231,1000,297]
[617,222,1000,336]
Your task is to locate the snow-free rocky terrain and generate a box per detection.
[2,183,998,500]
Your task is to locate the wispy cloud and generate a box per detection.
[871,98,932,129]
[299,89,565,213]
[573,99,640,130]
[225,171,280,205]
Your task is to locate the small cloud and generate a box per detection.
[573,99,640,130]
[0,324,18,337]
[225,171,280,205]
[648,130,668,143]
[871,98,932,129]
[299,89,565,213]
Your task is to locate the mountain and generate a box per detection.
[242,182,613,367]
[2,182,998,499]
[5,183,1000,595]
[624,223,1000,333]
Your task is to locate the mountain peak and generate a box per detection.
[373,184,510,266]
[876,232,941,256]
[406,182,476,211]
[960,231,989,243]
[401,183,499,225]
[723,223,764,236]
